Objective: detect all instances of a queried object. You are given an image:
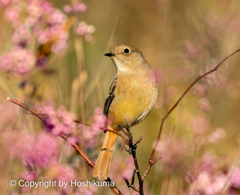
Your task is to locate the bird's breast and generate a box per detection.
[108,70,158,129]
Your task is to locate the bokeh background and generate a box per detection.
[1,0,240,194]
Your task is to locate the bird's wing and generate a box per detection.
[104,75,118,116]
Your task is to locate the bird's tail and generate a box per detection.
[93,127,118,180]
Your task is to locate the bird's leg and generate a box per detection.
[117,125,128,136]
[117,125,130,144]
[124,123,143,154]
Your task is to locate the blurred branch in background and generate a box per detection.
[6,97,124,195]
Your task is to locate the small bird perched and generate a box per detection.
[93,44,158,180]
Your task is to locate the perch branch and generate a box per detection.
[125,126,144,195]
[74,119,122,137]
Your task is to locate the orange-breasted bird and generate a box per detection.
[93,44,158,180]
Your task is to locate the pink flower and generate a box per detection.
[0,47,35,75]
[38,103,76,135]
[191,115,210,135]
[21,171,38,181]
[55,164,76,194]
[75,186,98,195]
[76,22,95,36]
[12,25,31,47]
[27,2,43,18]
[91,107,107,135]
[63,5,73,14]
[184,40,203,60]
[76,21,95,43]
[23,132,60,168]
[67,136,80,145]
[122,157,134,180]
[193,84,208,96]
[40,0,53,13]
[47,9,66,25]
[198,98,211,112]
[4,6,19,23]
[190,171,227,194]
[51,40,68,54]
[166,85,178,98]
[73,3,87,12]
[1,0,11,7]
[155,135,187,173]
[56,164,76,182]
[36,29,51,44]
[232,167,240,188]
[208,128,226,143]
[0,53,13,72]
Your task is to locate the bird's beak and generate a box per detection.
[104,53,115,57]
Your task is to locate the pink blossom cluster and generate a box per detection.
[37,102,76,135]
[0,0,71,73]
[63,3,87,14]
[0,47,35,75]
[78,107,107,148]
[76,21,96,43]
[155,135,187,173]
[23,132,60,169]
[74,186,98,195]
[112,156,134,182]
[54,164,76,194]
[185,151,239,194]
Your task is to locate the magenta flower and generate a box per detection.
[76,21,95,43]
[91,107,107,135]
[63,5,73,14]
[73,3,87,13]
[74,186,98,195]
[55,164,76,194]
[12,25,31,47]
[47,9,67,25]
[40,0,53,13]
[122,157,134,180]
[27,2,43,18]
[0,0,11,7]
[38,102,76,135]
[56,164,76,182]
[23,132,60,168]
[63,3,87,14]
[155,135,187,173]
[0,47,35,75]
[231,167,240,189]
[4,6,19,25]
[21,171,38,181]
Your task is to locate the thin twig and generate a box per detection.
[142,48,240,180]
[6,97,124,195]
[74,119,122,137]
[125,130,144,195]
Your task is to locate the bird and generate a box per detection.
[93,44,158,180]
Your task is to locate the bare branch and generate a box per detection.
[125,129,144,195]
[74,119,122,137]
[142,48,240,180]
[6,97,124,195]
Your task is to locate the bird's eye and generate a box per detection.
[124,48,130,53]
